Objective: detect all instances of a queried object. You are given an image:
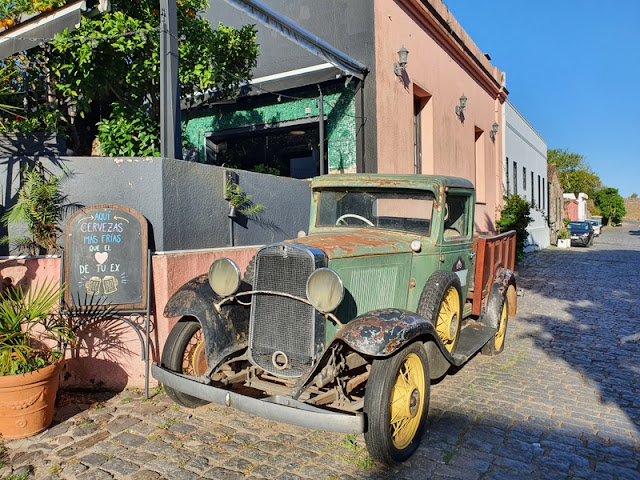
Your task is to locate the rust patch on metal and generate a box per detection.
[336,309,435,356]
[292,232,410,258]
[164,274,209,317]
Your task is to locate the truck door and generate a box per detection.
[439,191,474,300]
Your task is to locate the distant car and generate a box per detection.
[567,221,594,247]
[587,219,602,236]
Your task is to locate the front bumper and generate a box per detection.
[570,235,590,246]
[151,364,365,434]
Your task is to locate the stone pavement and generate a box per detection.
[2,223,639,480]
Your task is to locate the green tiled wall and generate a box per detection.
[182,82,357,173]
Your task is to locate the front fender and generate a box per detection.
[290,309,455,398]
[164,275,249,369]
[336,308,448,358]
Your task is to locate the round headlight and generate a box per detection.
[208,258,241,297]
[306,268,344,313]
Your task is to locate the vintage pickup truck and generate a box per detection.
[152,174,517,465]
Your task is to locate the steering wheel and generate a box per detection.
[336,214,374,226]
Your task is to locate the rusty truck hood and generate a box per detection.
[288,230,414,259]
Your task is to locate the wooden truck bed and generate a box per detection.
[470,231,516,316]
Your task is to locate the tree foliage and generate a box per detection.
[0,0,65,21]
[547,148,602,198]
[594,188,626,225]
[0,0,259,155]
[496,195,533,262]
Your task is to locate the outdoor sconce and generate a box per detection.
[394,46,409,76]
[489,122,499,140]
[455,94,467,118]
[574,190,580,199]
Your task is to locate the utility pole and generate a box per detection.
[160,0,182,159]
[318,86,325,175]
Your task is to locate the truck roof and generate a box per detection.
[311,174,474,191]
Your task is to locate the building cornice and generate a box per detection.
[397,0,508,102]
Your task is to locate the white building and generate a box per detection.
[503,100,550,250]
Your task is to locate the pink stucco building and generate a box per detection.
[373,0,507,232]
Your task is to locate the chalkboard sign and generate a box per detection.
[64,205,148,310]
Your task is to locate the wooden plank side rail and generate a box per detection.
[470,230,516,316]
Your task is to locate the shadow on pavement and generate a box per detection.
[514,226,640,443]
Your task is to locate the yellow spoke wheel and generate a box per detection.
[494,300,508,350]
[436,286,461,352]
[417,271,463,354]
[482,296,509,356]
[161,319,210,408]
[183,328,207,377]
[389,353,426,449]
[364,343,430,465]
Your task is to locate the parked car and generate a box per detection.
[587,219,602,236]
[567,221,594,247]
[153,174,518,465]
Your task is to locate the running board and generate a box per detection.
[452,322,495,364]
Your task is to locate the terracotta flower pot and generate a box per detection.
[0,360,62,439]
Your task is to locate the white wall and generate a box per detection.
[504,100,550,250]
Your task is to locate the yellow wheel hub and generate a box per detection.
[389,353,426,450]
[436,286,460,352]
[184,330,207,376]
[495,301,507,350]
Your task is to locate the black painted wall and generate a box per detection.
[0,156,311,255]
[204,0,378,172]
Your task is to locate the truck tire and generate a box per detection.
[417,271,463,353]
[364,342,430,465]
[161,318,209,408]
[481,297,508,356]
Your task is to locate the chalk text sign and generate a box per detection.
[65,205,148,310]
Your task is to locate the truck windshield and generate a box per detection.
[316,188,434,236]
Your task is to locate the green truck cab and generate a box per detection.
[152,174,517,465]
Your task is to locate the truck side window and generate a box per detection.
[444,193,469,240]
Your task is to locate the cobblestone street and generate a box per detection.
[2,223,639,480]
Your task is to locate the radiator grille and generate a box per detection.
[249,244,318,378]
[350,266,399,314]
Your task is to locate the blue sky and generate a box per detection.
[446,1,640,198]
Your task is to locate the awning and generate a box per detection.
[182,62,345,108]
[0,0,109,59]
[224,0,368,80]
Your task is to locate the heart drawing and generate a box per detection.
[95,252,108,264]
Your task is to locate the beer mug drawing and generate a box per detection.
[102,276,119,295]
[85,277,102,295]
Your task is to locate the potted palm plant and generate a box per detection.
[0,279,73,439]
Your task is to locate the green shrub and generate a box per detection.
[557,228,570,240]
[496,195,532,262]
[96,103,159,157]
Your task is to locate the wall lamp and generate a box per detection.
[455,94,467,118]
[394,46,409,76]
[489,122,499,140]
